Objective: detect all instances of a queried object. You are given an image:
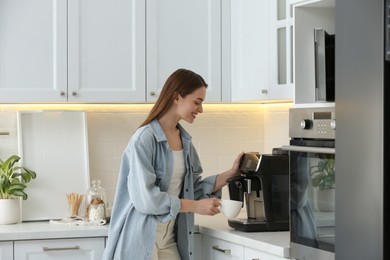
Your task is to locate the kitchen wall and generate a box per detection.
[0,103,291,205]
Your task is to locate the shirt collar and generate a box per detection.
[149,119,192,142]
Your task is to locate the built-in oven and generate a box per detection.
[283,107,335,260]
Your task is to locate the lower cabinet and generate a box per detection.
[202,234,244,260]
[0,241,13,260]
[201,234,288,260]
[14,237,105,260]
[244,246,287,260]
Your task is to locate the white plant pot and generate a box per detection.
[317,189,335,212]
[0,198,22,224]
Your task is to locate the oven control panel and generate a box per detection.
[289,107,335,139]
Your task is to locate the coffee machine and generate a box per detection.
[227,149,289,232]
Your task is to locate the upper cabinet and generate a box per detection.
[0,0,145,103]
[229,0,293,102]
[67,0,145,102]
[146,0,223,102]
[0,0,68,102]
[0,0,294,103]
[291,0,335,104]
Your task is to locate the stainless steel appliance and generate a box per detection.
[314,28,335,102]
[336,1,388,259]
[226,150,290,232]
[283,107,335,260]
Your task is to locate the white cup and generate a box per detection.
[220,199,243,219]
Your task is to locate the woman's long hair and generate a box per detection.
[140,69,207,127]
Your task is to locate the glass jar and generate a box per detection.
[85,180,106,221]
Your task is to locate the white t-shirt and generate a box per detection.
[167,149,185,196]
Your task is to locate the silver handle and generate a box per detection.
[72,91,77,96]
[281,145,335,154]
[211,245,231,254]
[252,259,260,260]
[60,91,66,96]
[150,91,156,96]
[42,246,80,252]
[0,132,10,135]
[261,89,268,94]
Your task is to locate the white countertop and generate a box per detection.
[0,214,290,258]
[195,213,290,258]
[0,221,109,241]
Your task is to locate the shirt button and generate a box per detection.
[190,252,192,255]
[185,189,189,192]
[189,231,192,234]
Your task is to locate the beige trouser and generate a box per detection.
[152,220,181,260]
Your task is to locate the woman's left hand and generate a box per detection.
[230,152,244,177]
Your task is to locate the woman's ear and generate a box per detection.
[173,92,180,103]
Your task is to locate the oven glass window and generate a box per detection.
[290,151,335,252]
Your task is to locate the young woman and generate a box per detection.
[102,68,243,260]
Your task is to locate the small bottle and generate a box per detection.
[85,180,106,221]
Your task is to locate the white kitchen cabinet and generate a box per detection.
[0,241,13,260]
[146,0,222,102]
[202,234,244,260]
[0,0,145,103]
[230,0,293,102]
[67,0,145,102]
[14,237,105,260]
[268,0,294,101]
[292,0,335,104]
[230,0,270,101]
[0,0,67,102]
[244,246,287,260]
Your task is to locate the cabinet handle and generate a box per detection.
[252,258,260,260]
[42,246,80,252]
[261,89,268,94]
[150,91,156,96]
[60,91,66,96]
[211,245,231,254]
[72,91,77,96]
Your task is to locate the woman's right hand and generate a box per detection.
[180,198,221,215]
[194,198,221,216]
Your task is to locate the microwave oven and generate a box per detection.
[314,28,335,102]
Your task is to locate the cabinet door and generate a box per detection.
[202,234,244,260]
[268,0,294,100]
[146,0,222,102]
[230,0,270,101]
[0,0,67,102]
[0,242,13,260]
[244,246,287,260]
[68,0,146,102]
[14,237,105,260]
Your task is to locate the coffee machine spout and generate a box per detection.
[246,178,252,194]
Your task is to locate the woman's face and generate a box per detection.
[176,86,206,123]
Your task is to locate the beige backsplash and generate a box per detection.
[0,103,291,205]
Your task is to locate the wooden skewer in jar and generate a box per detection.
[66,192,84,217]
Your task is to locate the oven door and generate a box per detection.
[283,144,335,260]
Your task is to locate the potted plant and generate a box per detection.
[0,155,37,224]
[310,153,335,211]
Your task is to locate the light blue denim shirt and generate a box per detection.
[102,119,221,260]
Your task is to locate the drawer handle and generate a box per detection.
[42,246,80,252]
[212,245,231,254]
